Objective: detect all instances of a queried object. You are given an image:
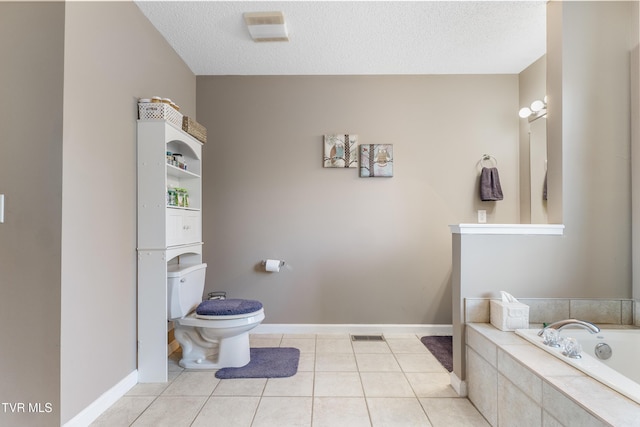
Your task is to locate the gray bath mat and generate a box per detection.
[215,347,300,379]
[420,336,453,372]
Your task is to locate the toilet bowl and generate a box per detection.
[167,263,265,369]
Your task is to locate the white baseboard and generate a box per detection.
[450,371,468,397]
[63,370,138,427]
[253,323,452,336]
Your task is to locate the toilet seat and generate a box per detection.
[195,299,263,319]
[176,308,265,327]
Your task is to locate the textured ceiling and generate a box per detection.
[135,1,546,75]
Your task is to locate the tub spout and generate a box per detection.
[537,319,600,337]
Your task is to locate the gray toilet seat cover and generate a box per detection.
[196,299,263,316]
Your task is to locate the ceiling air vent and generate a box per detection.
[243,11,289,42]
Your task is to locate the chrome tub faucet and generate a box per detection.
[537,318,601,337]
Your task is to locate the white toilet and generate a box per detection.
[167,263,265,369]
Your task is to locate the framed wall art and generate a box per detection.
[360,144,393,177]
[323,134,358,168]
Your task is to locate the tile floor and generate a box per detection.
[91,333,489,426]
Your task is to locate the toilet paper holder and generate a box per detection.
[262,259,285,272]
[262,259,285,267]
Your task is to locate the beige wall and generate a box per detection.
[0,1,197,425]
[633,2,640,299]
[452,0,638,384]
[0,3,64,426]
[60,2,195,423]
[0,2,195,425]
[549,1,633,293]
[462,0,634,303]
[197,75,520,325]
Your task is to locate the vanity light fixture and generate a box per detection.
[244,11,289,42]
[519,96,547,119]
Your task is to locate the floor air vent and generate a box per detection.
[351,335,385,342]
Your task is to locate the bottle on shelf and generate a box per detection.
[167,187,178,207]
[172,153,187,170]
[167,187,189,208]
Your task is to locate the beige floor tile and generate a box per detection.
[97,334,484,426]
[126,381,170,397]
[355,353,402,372]
[395,353,448,373]
[316,338,354,353]
[360,372,415,397]
[168,353,184,373]
[90,396,154,427]
[283,333,316,339]
[352,341,392,354]
[386,338,430,354]
[263,371,314,396]
[420,397,491,426]
[126,369,181,397]
[316,333,350,340]
[252,396,312,427]
[191,396,260,427]
[212,378,267,396]
[383,333,421,339]
[162,371,219,396]
[250,337,283,348]
[314,372,364,397]
[250,334,283,348]
[130,396,206,427]
[281,337,316,353]
[315,352,358,372]
[367,397,432,426]
[405,373,458,397]
[250,334,283,340]
[313,397,371,427]
[298,352,315,371]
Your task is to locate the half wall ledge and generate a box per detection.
[449,223,565,235]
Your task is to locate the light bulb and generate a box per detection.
[530,100,545,112]
[518,107,532,118]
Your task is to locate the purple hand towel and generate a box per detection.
[480,167,504,201]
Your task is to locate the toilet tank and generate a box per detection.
[167,263,207,319]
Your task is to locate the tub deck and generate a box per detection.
[466,323,640,426]
[516,328,640,406]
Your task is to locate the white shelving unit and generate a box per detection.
[137,119,203,382]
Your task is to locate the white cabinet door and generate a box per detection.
[166,209,201,247]
[181,211,201,244]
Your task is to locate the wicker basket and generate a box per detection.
[182,116,207,144]
[138,103,183,128]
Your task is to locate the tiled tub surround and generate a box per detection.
[464,298,637,326]
[455,298,638,398]
[466,324,640,426]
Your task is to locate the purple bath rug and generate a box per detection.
[420,336,453,372]
[215,347,300,379]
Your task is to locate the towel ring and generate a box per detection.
[480,154,498,168]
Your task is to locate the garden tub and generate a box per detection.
[516,328,640,405]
